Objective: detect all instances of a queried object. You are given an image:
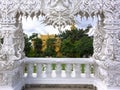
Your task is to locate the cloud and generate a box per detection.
[22,16,97,36]
[22,16,62,36]
[75,16,97,29]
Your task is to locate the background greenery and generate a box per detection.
[24,26,93,58]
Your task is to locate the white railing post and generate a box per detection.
[27,63,33,78]
[56,63,62,78]
[21,63,25,78]
[46,63,52,78]
[66,64,72,78]
[93,64,97,77]
[75,64,81,78]
[85,64,91,78]
[37,63,42,78]
[24,58,95,86]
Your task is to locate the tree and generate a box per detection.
[33,37,42,57]
[28,33,43,57]
[24,34,32,57]
[58,28,87,42]
[58,27,93,57]
[75,36,93,57]
[43,38,57,57]
[60,38,75,57]
[29,33,38,40]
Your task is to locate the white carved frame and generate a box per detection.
[0,0,120,89]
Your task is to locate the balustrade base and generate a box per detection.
[24,84,96,90]
[94,78,120,90]
[0,81,23,90]
[0,60,24,90]
[107,87,120,90]
[0,86,16,90]
[24,78,95,85]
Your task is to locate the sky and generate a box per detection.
[22,16,97,36]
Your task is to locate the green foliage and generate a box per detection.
[58,28,93,57]
[33,38,42,57]
[24,34,32,57]
[24,27,93,58]
[75,36,93,57]
[24,33,43,57]
[29,33,38,40]
[60,38,75,57]
[43,38,57,57]
[58,28,87,42]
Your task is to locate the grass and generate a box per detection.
[24,64,94,74]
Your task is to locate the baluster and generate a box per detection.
[94,64,98,77]
[85,64,91,78]
[56,63,61,78]
[75,64,81,78]
[27,63,33,78]
[21,64,25,78]
[37,63,42,78]
[90,65,94,75]
[66,64,72,78]
[46,63,52,78]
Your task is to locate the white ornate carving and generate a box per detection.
[0,0,103,31]
[93,0,120,88]
[103,0,120,20]
[19,0,41,16]
[0,23,24,70]
[79,0,102,17]
[42,0,79,32]
[0,73,7,86]
[93,18,105,61]
[0,0,19,25]
[0,0,25,71]
[0,0,120,89]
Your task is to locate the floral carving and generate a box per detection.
[0,0,19,25]
[93,18,105,61]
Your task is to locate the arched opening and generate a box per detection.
[21,15,98,58]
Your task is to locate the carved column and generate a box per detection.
[94,0,120,89]
[0,0,25,90]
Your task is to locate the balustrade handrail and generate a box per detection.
[24,57,94,64]
[23,57,95,85]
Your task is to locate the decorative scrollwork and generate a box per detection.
[19,0,41,16]
[0,0,19,24]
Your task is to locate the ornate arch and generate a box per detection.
[0,0,104,61]
[0,0,120,88]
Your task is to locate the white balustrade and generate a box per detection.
[66,64,72,78]
[56,63,62,78]
[46,63,52,78]
[23,58,95,84]
[85,64,91,78]
[27,63,33,78]
[75,64,81,78]
[36,63,42,78]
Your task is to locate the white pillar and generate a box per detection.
[93,0,120,90]
[0,1,25,90]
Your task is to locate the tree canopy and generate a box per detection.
[24,33,32,57]
[58,27,93,57]
[43,38,57,57]
[24,26,93,58]
[33,37,42,57]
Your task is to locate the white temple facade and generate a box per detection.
[0,0,120,90]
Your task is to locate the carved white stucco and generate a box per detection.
[0,0,119,90]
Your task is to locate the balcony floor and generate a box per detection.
[25,88,95,90]
[24,84,96,90]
